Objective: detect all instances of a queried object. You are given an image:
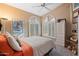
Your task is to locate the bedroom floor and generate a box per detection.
[48,45,74,56]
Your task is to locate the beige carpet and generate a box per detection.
[49,45,74,56]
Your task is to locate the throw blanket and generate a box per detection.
[0,35,33,56]
[21,41,33,56]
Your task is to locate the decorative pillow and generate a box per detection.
[16,39,22,47]
[6,32,22,51]
[18,33,25,39]
[13,35,22,47]
[18,33,25,41]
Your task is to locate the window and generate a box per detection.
[43,15,56,37]
[49,18,56,37]
[29,16,41,36]
[43,18,50,36]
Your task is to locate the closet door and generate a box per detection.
[56,19,65,47]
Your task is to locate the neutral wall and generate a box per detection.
[0,3,39,35]
[41,3,73,41]
[0,3,73,39]
[0,3,36,20]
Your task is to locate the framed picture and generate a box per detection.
[12,20,23,35]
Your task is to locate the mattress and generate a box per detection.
[19,36,55,56]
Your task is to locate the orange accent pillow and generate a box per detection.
[0,35,14,56]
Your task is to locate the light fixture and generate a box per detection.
[0,18,8,20]
[0,18,8,33]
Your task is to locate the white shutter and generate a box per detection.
[29,16,41,36]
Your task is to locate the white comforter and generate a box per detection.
[19,36,55,56]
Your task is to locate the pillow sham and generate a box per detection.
[18,33,25,39]
[16,39,22,47]
[13,35,22,47]
[6,32,22,51]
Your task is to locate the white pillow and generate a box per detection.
[6,32,22,51]
[18,33,24,38]
[18,33,25,40]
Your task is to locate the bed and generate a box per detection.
[18,36,56,56]
[0,33,55,56]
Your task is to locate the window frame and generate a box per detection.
[29,16,41,36]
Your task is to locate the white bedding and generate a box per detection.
[19,36,55,56]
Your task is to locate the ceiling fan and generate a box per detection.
[32,3,52,11]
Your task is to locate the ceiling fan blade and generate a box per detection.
[45,3,53,6]
[32,5,41,7]
[44,6,51,11]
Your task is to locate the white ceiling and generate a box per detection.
[6,3,62,16]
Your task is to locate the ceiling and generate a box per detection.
[6,3,62,16]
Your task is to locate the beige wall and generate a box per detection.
[0,3,36,20]
[41,3,73,41]
[0,3,73,39]
[0,3,39,34]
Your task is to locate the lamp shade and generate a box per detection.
[0,18,8,20]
